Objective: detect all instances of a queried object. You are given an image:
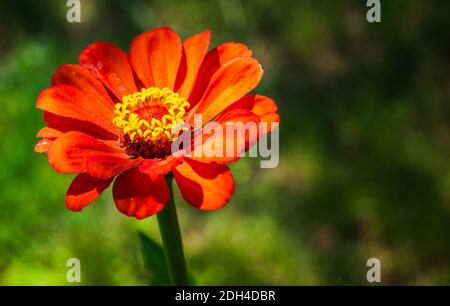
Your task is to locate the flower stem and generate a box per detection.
[157,174,189,285]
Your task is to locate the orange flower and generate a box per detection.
[35,27,279,219]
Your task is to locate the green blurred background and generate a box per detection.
[0,0,449,285]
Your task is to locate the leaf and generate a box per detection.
[138,231,171,286]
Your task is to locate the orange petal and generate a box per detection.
[222,94,280,130]
[173,158,234,210]
[37,85,119,137]
[79,42,137,99]
[34,127,62,153]
[52,64,115,109]
[190,109,260,164]
[188,42,253,106]
[36,126,63,139]
[187,57,263,125]
[130,27,182,89]
[113,168,169,219]
[175,30,211,99]
[35,138,54,153]
[48,131,128,174]
[66,173,113,211]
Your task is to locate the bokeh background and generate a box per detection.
[0,0,449,285]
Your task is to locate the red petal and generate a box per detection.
[187,57,263,125]
[41,111,119,141]
[66,173,113,211]
[79,42,137,99]
[37,85,119,137]
[188,42,253,106]
[175,30,211,99]
[173,158,234,210]
[130,27,182,89]
[52,64,115,109]
[190,109,260,164]
[87,155,140,179]
[47,131,128,174]
[113,168,169,219]
[138,153,183,180]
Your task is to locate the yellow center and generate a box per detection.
[113,87,190,143]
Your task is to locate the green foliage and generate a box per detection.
[138,231,170,286]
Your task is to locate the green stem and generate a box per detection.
[157,174,189,285]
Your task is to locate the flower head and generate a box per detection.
[35,27,279,219]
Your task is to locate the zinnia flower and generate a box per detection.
[35,27,279,219]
